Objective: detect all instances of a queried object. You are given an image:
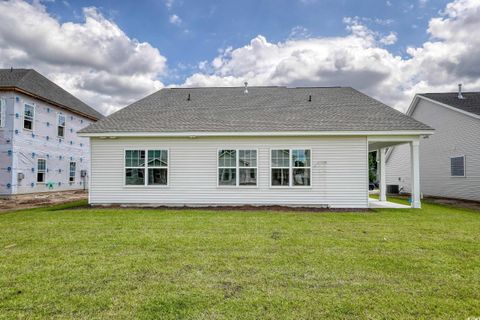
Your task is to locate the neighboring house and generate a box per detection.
[0,69,102,196]
[386,88,480,202]
[79,86,433,209]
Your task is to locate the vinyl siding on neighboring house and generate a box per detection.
[89,136,369,208]
[386,98,480,201]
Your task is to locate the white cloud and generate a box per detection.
[288,26,311,40]
[164,0,174,9]
[380,32,398,45]
[0,0,166,115]
[184,0,480,111]
[169,14,182,26]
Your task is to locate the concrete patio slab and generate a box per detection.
[369,198,411,209]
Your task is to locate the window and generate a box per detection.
[37,159,46,183]
[125,149,168,186]
[147,150,168,185]
[218,149,257,186]
[271,149,311,187]
[23,104,34,130]
[69,162,76,182]
[0,98,5,128]
[57,114,66,137]
[450,156,465,177]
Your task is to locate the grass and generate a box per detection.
[0,200,479,319]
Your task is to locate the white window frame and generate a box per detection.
[450,155,466,177]
[23,103,35,131]
[37,158,46,183]
[270,148,312,188]
[0,98,5,129]
[69,161,76,183]
[217,148,259,188]
[57,113,66,138]
[123,148,169,187]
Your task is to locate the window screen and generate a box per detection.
[450,156,465,177]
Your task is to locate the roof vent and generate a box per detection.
[308,95,312,102]
[10,67,13,72]
[458,83,465,99]
[244,81,248,94]
[187,93,191,101]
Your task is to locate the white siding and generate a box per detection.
[90,136,369,208]
[386,98,480,201]
[386,144,411,193]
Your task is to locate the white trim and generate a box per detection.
[269,148,313,188]
[23,103,35,131]
[123,148,170,187]
[411,95,480,120]
[216,148,259,188]
[79,130,434,138]
[449,155,466,178]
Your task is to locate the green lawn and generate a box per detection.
[0,200,479,319]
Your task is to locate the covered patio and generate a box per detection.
[368,136,422,209]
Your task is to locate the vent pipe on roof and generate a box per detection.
[308,95,312,102]
[187,93,191,101]
[10,67,13,72]
[458,84,465,99]
[244,81,248,94]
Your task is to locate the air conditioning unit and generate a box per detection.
[80,170,87,177]
[17,172,25,181]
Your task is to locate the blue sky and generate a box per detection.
[43,0,450,84]
[0,0,478,114]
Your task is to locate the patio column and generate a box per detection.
[410,140,421,208]
[379,148,387,202]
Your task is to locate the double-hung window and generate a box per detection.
[450,156,465,177]
[271,149,311,187]
[57,114,66,138]
[125,149,168,186]
[37,159,46,183]
[0,98,5,128]
[218,149,257,186]
[24,104,34,130]
[69,162,76,182]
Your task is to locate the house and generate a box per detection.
[78,86,433,209]
[0,69,102,196]
[386,86,480,202]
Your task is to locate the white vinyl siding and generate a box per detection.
[90,136,368,208]
[386,98,480,201]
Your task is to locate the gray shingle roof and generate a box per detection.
[0,69,103,120]
[80,86,432,134]
[420,92,480,117]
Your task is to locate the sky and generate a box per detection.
[0,0,479,115]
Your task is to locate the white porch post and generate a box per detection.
[410,140,421,208]
[379,148,387,202]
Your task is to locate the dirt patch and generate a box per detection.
[92,204,369,213]
[0,190,87,213]
[390,194,480,211]
[425,197,480,211]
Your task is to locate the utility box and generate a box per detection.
[80,170,87,178]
